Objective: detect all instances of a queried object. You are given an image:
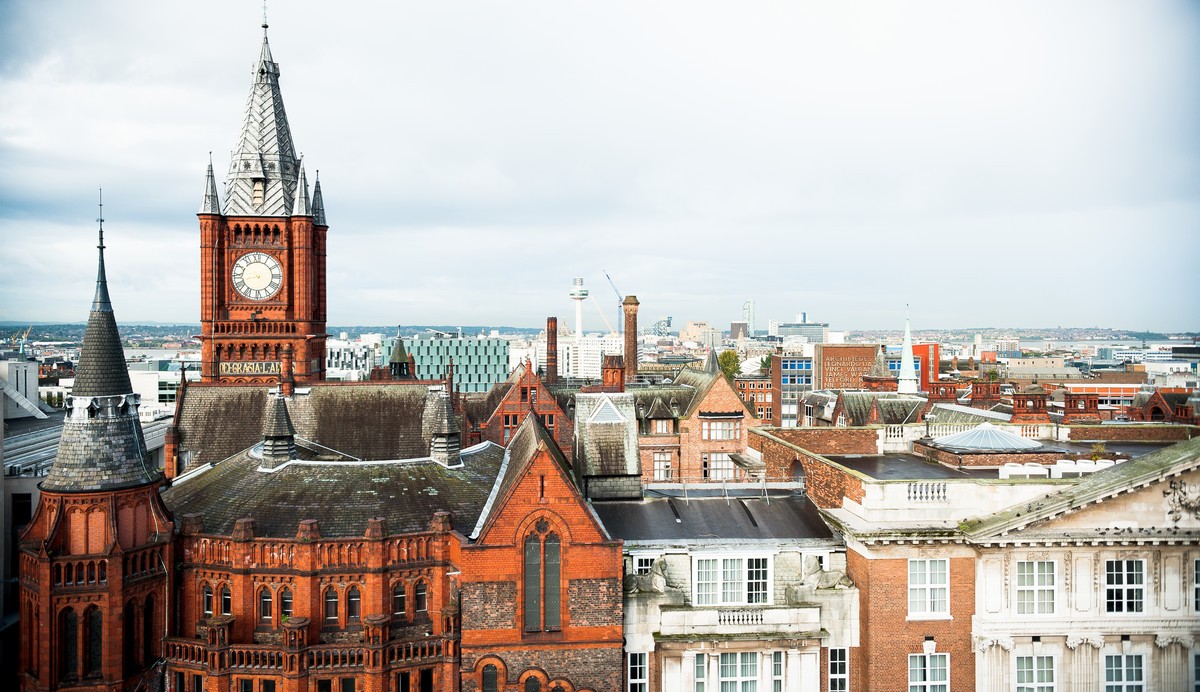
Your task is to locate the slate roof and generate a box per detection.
[839,391,924,426]
[592,494,835,542]
[162,442,505,538]
[72,239,132,398]
[42,232,160,493]
[928,403,1012,424]
[574,394,640,476]
[175,382,441,470]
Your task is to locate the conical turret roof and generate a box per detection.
[42,217,159,493]
[72,220,132,398]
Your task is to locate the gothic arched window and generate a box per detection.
[260,588,273,621]
[392,582,407,618]
[347,586,361,623]
[523,525,562,632]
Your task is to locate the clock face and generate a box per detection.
[231,252,283,300]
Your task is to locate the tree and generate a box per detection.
[718,350,741,380]
[759,355,772,375]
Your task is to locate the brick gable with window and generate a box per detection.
[478,362,574,461]
[459,425,624,692]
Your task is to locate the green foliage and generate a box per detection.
[1089,442,1107,461]
[717,350,741,380]
[759,355,772,375]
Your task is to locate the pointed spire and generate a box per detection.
[223,16,299,216]
[200,153,222,214]
[311,170,327,226]
[292,159,311,215]
[42,201,159,493]
[260,395,298,468]
[898,307,919,394]
[74,191,132,398]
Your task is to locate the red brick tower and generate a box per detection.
[19,221,174,691]
[622,295,639,383]
[198,22,327,384]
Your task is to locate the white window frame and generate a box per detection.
[1015,560,1056,615]
[1104,653,1144,691]
[829,647,848,692]
[701,419,740,440]
[908,652,949,692]
[703,453,735,480]
[693,555,773,606]
[654,418,672,435]
[908,559,949,619]
[628,652,648,692]
[1105,559,1145,614]
[653,452,673,481]
[1193,558,1199,614]
[718,652,758,692]
[632,555,657,576]
[1016,654,1056,692]
[694,653,707,692]
[772,650,784,692]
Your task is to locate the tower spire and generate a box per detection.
[92,187,112,312]
[292,156,312,215]
[898,305,919,394]
[223,12,299,216]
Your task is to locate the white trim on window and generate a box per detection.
[1016,654,1056,692]
[628,652,648,692]
[829,647,848,692]
[692,554,774,606]
[908,558,950,619]
[908,652,948,692]
[1015,560,1057,616]
[1105,559,1145,614]
[1104,653,1144,691]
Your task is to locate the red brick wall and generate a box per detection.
[459,444,623,692]
[1068,424,1197,442]
[480,366,575,460]
[676,375,762,480]
[769,427,878,456]
[848,549,975,692]
[816,345,880,390]
[749,430,866,509]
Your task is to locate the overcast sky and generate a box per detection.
[1,1,1197,332]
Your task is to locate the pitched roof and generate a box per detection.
[175,382,441,470]
[575,394,640,476]
[72,233,132,398]
[162,442,505,538]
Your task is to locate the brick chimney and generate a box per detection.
[622,296,639,384]
[546,316,558,384]
[279,344,295,397]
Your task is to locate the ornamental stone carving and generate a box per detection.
[1155,634,1195,649]
[974,636,1014,652]
[1164,480,1200,523]
[1066,635,1104,650]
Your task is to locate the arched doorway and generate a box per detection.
[791,457,807,494]
[1150,406,1166,421]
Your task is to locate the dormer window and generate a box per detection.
[252,179,265,207]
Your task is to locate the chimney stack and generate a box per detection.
[622,296,640,384]
[545,317,558,384]
[280,344,295,397]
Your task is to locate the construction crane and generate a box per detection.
[602,270,623,336]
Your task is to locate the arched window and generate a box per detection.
[60,608,78,680]
[83,606,102,677]
[143,594,156,665]
[260,588,273,621]
[324,588,339,623]
[220,585,232,615]
[347,586,361,623]
[123,601,137,675]
[525,677,542,692]
[524,528,562,632]
[415,580,428,613]
[202,585,214,616]
[280,588,293,619]
[482,664,499,692]
[392,583,407,618]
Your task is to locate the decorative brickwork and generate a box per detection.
[568,578,622,628]
[462,581,517,630]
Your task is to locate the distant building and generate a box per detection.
[384,332,510,393]
[776,321,829,343]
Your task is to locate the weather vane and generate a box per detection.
[96,186,105,249]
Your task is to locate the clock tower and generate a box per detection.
[198,21,327,383]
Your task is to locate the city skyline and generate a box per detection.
[1,1,1198,330]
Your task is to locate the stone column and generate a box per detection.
[1065,635,1103,691]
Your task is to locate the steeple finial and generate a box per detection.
[292,157,312,216]
[92,187,112,312]
[200,152,222,214]
[311,169,327,226]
